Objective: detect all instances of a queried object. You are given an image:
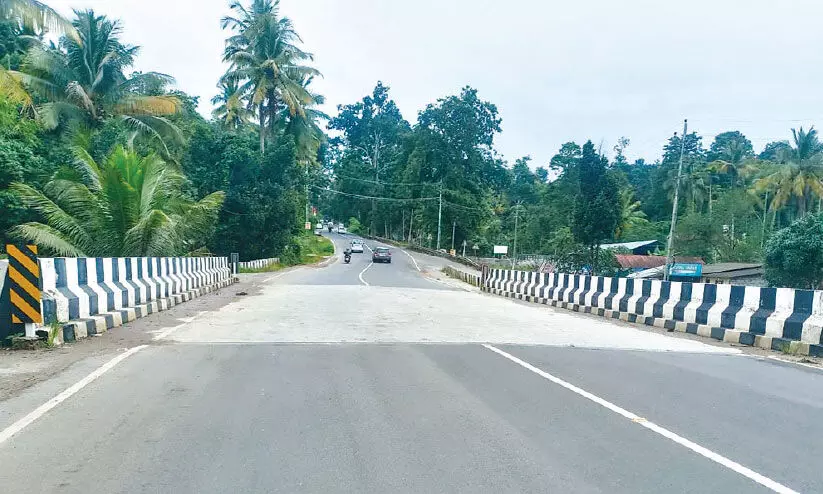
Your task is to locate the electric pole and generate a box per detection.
[451,220,456,251]
[436,183,443,250]
[512,201,522,268]
[664,119,688,281]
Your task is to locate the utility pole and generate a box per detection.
[436,183,443,250]
[664,119,688,281]
[512,202,522,268]
[408,209,414,244]
[462,239,467,257]
[451,220,456,251]
[305,161,310,227]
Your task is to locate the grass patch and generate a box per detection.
[294,233,334,263]
[239,263,284,274]
[239,234,334,274]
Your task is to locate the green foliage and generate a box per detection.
[764,213,823,289]
[220,0,321,154]
[572,141,619,254]
[11,145,224,256]
[347,217,363,234]
[9,10,183,155]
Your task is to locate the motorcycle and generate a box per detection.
[344,253,352,264]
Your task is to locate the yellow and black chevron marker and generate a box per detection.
[6,244,42,324]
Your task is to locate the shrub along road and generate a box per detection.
[0,233,820,493]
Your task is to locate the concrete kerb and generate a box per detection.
[483,286,823,358]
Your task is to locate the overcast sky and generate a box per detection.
[49,0,823,166]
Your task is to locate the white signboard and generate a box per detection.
[493,245,508,255]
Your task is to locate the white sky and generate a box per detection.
[48,0,823,166]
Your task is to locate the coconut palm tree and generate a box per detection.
[9,145,224,256]
[211,79,252,129]
[0,0,75,38]
[7,10,182,153]
[280,75,327,164]
[220,0,320,153]
[755,127,823,218]
[615,189,648,239]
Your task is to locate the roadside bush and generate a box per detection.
[347,217,363,234]
[764,213,823,288]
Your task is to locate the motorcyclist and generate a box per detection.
[344,247,352,263]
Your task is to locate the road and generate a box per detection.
[0,233,821,493]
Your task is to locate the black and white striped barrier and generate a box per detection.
[239,258,280,271]
[32,256,233,344]
[442,266,481,287]
[483,268,823,357]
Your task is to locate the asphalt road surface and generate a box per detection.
[0,233,821,493]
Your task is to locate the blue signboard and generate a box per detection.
[669,263,702,277]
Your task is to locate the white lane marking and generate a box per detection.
[358,262,374,286]
[765,355,822,371]
[482,344,800,494]
[152,310,210,341]
[402,250,421,271]
[0,345,148,446]
[264,271,290,283]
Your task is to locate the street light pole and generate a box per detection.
[664,119,688,281]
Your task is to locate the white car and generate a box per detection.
[337,226,347,234]
[350,242,364,253]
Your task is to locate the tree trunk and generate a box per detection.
[259,103,266,154]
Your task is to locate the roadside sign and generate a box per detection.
[493,245,508,255]
[669,263,702,277]
[304,221,312,230]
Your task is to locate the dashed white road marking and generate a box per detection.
[358,262,374,286]
[482,344,800,494]
[0,345,148,446]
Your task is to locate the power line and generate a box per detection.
[311,185,439,203]
[333,174,434,187]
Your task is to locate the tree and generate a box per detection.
[612,136,630,167]
[764,213,823,289]
[707,131,753,163]
[615,188,648,239]
[211,79,252,130]
[0,93,50,246]
[758,141,791,162]
[221,0,319,153]
[755,127,823,218]
[571,141,619,273]
[10,145,224,256]
[9,10,182,153]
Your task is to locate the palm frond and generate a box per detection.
[115,95,180,116]
[10,182,95,252]
[8,223,87,257]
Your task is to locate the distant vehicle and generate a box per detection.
[372,247,391,263]
[316,222,323,230]
[350,242,364,253]
[338,226,347,234]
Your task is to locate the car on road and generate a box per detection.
[372,247,391,263]
[337,225,347,234]
[350,241,364,253]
